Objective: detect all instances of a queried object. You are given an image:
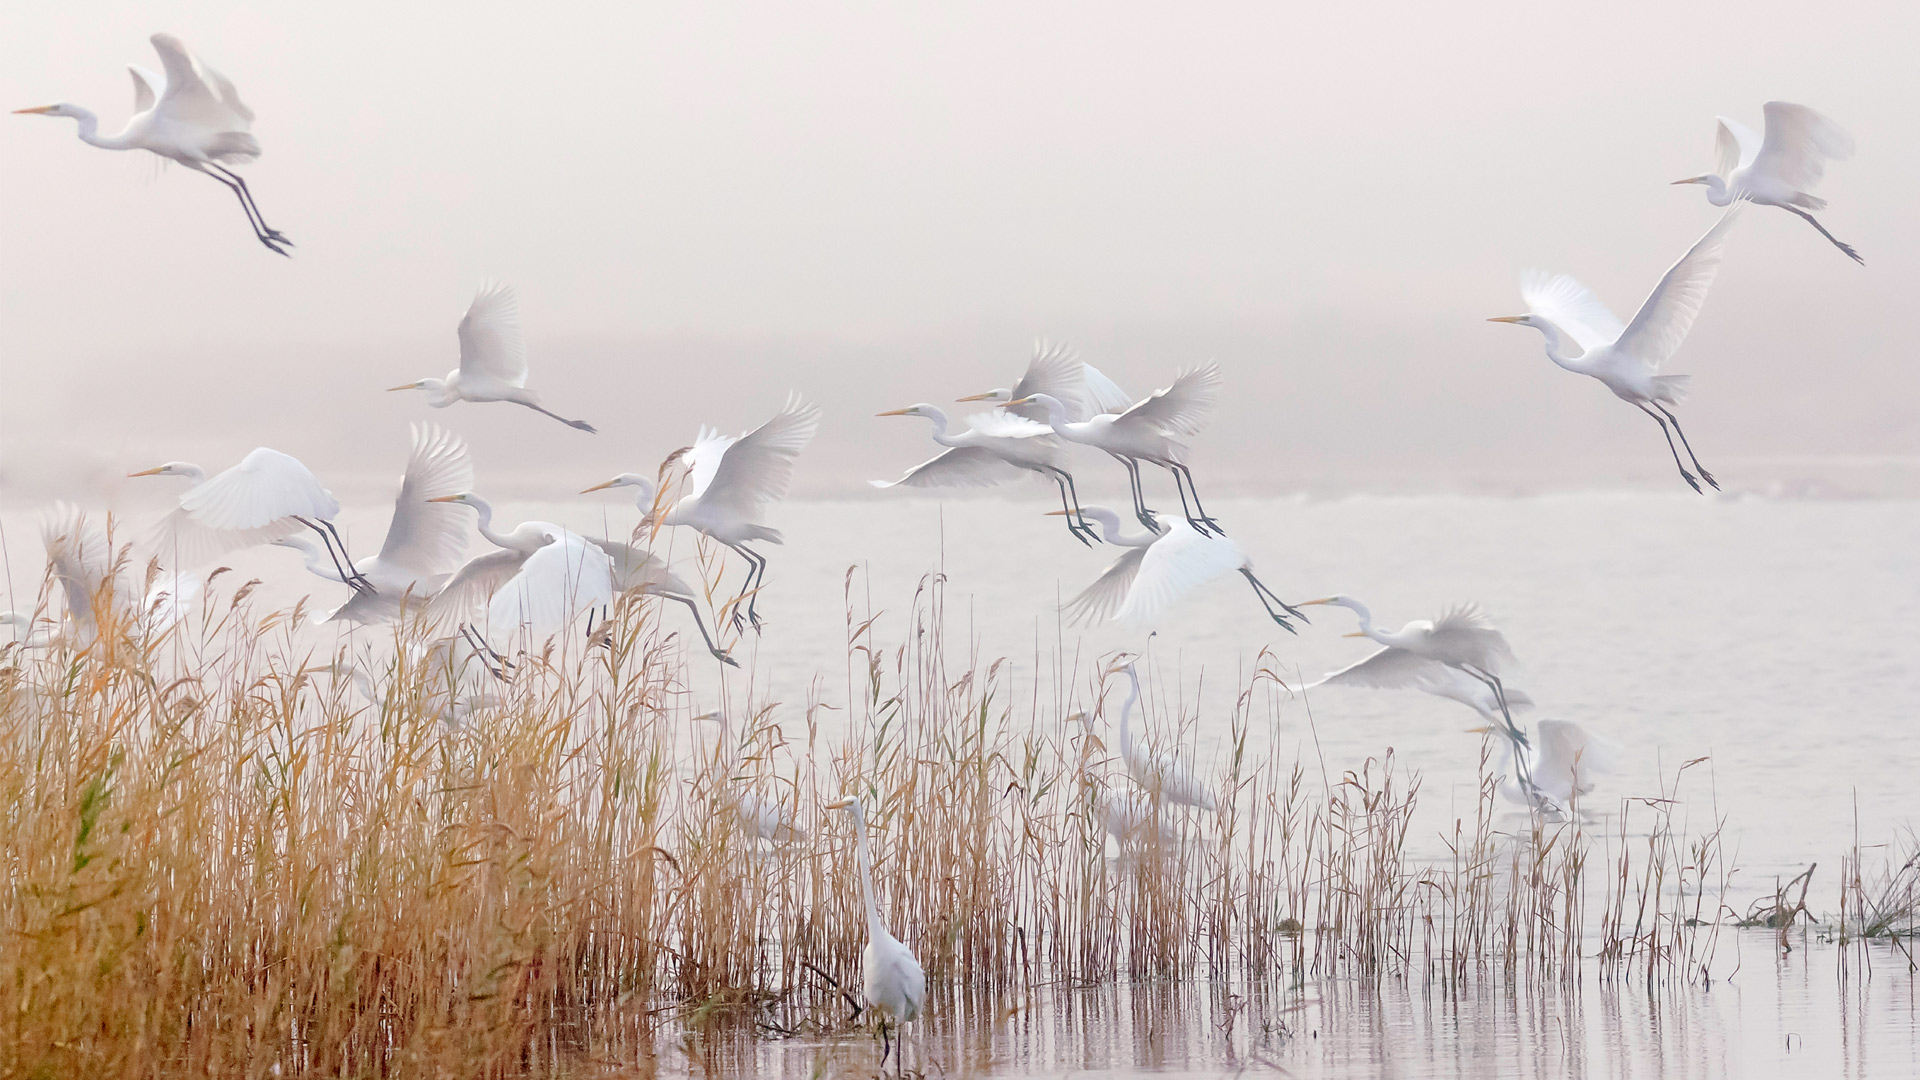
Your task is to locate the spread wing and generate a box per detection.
[586,537,690,597]
[1713,116,1761,178]
[1004,341,1088,423]
[179,448,339,531]
[871,446,1027,490]
[1081,364,1135,415]
[1613,206,1741,371]
[963,410,1054,439]
[1752,101,1854,191]
[1062,546,1148,626]
[147,510,295,570]
[128,65,161,115]
[456,282,529,385]
[42,504,116,631]
[1115,362,1222,437]
[482,530,613,643]
[424,548,528,633]
[149,34,254,132]
[689,396,821,522]
[375,424,474,579]
[1519,270,1625,354]
[1304,647,1450,691]
[1424,604,1516,672]
[1113,519,1243,626]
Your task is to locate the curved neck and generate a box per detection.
[286,537,346,583]
[1704,176,1733,205]
[177,464,208,485]
[64,108,125,149]
[850,805,885,941]
[914,409,955,443]
[1031,395,1073,434]
[1532,320,1589,371]
[1119,666,1141,759]
[466,498,515,550]
[628,480,657,513]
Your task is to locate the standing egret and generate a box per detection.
[15,34,291,255]
[873,403,1097,544]
[824,794,926,1071]
[998,362,1225,536]
[1674,102,1860,264]
[697,711,805,843]
[425,493,614,648]
[132,447,369,591]
[1113,662,1217,813]
[1301,648,1535,730]
[1050,507,1305,631]
[1068,711,1162,848]
[1299,596,1525,751]
[269,424,473,624]
[589,396,820,633]
[1489,207,1741,493]
[389,282,597,433]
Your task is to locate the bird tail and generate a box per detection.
[1788,193,1828,211]
[208,131,262,163]
[1652,375,1691,404]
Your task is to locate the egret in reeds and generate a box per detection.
[389,282,598,432]
[15,34,292,254]
[1301,645,1535,730]
[873,403,1096,544]
[270,424,473,624]
[1674,102,1859,263]
[132,447,369,591]
[698,711,804,843]
[825,794,925,1072]
[1116,662,1218,813]
[426,493,613,649]
[1489,208,1741,493]
[1050,506,1305,631]
[1483,719,1609,814]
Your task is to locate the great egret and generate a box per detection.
[36,504,198,641]
[1301,647,1535,730]
[15,34,291,255]
[1489,207,1741,493]
[1051,506,1304,631]
[132,447,369,591]
[1068,710,1162,848]
[425,493,614,648]
[269,424,473,624]
[873,403,1097,544]
[389,283,597,433]
[590,396,820,633]
[1114,662,1218,813]
[697,711,805,843]
[1483,719,1609,814]
[1000,362,1225,535]
[1674,102,1860,264]
[1299,596,1525,751]
[960,341,1137,426]
[583,527,736,667]
[824,794,926,1070]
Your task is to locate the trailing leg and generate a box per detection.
[1238,569,1298,633]
[1781,204,1863,265]
[667,593,738,667]
[1655,403,1717,491]
[1634,401,1702,493]
[1172,462,1224,535]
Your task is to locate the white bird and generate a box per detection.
[1490,207,1741,493]
[590,397,820,634]
[42,504,200,641]
[270,424,473,625]
[1299,596,1525,749]
[824,794,926,1071]
[998,362,1226,536]
[1114,662,1218,813]
[131,447,369,590]
[389,282,597,433]
[1674,102,1860,264]
[15,33,290,254]
[1301,645,1536,730]
[873,403,1097,544]
[1052,506,1304,631]
[1068,710,1163,848]
[1486,719,1610,814]
[696,710,806,843]
[424,493,614,650]
[960,341,1137,427]
[582,532,737,667]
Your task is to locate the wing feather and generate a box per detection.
[1519,270,1625,354]
[1713,116,1760,178]
[872,446,1027,490]
[963,410,1054,439]
[179,448,338,531]
[149,34,255,134]
[481,530,613,643]
[424,549,527,633]
[1081,363,1135,415]
[1424,604,1516,672]
[1116,362,1222,437]
[1005,341,1089,423]
[689,396,821,523]
[128,65,160,114]
[1113,519,1243,626]
[1751,102,1854,191]
[375,424,474,578]
[1062,547,1148,626]
[1613,206,1741,371]
[456,282,530,385]
[1305,647,1449,691]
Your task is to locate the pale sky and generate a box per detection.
[3,1,1916,506]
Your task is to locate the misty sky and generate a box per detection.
[3,1,1916,507]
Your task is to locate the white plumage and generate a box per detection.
[1115,663,1218,814]
[1676,102,1860,263]
[826,794,927,1071]
[389,282,598,432]
[426,493,614,647]
[1057,506,1305,631]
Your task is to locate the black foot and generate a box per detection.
[265,229,294,246]
[569,420,598,434]
[1136,509,1160,531]
[1270,614,1299,635]
[729,609,747,634]
[1680,471,1703,494]
[714,649,740,669]
[748,610,765,634]
[1068,523,1096,547]
[1699,469,1720,491]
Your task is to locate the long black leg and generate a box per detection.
[197,166,288,255]
[1654,404,1717,491]
[1242,569,1310,622]
[208,162,293,248]
[880,1018,892,1070]
[1121,457,1156,530]
[1173,463,1224,535]
[1237,569,1298,633]
[461,624,514,680]
[294,516,367,593]
[1456,662,1536,796]
[1633,401,1702,493]
[316,518,374,593]
[721,542,767,633]
[1056,468,1100,544]
[667,593,738,667]
[1781,204,1863,264]
[1044,469,1096,546]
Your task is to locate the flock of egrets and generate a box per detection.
[10,33,1863,1069]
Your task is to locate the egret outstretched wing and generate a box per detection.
[1424,604,1517,672]
[178,448,338,530]
[963,410,1054,439]
[1713,116,1760,179]
[425,548,530,632]
[1063,546,1148,626]
[1530,719,1609,802]
[376,425,474,579]
[1081,364,1134,415]
[1752,101,1854,191]
[43,504,116,631]
[586,537,690,596]
[128,65,161,114]
[1519,270,1625,354]
[1115,362,1222,437]
[1004,341,1089,424]
[1114,518,1244,626]
[691,396,821,522]
[1613,206,1741,371]
[149,33,255,134]
[456,282,529,385]
[872,446,1028,490]
[484,530,613,641]
[1306,646,1449,691]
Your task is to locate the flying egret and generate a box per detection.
[1301,647,1535,730]
[1112,662,1217,813]
[697,711,805,843]
[589,396,820,633]
[32,504,198,643]
[1674,102,1860,264]
[1483,719,1609,814]
[582,522,736,667]
[132,447,369,591]
[961,341,1137,427]
[269,424,473,624]
[1490,207,1741,493]
[15,34,291,255]
[873,403,1098,544]
[1299,596,1525,751]
[425,493,614,649]
[998,362,1225,536]
[824,794,926,1071]
[389,283,597,433]
[1050,506,1305,631]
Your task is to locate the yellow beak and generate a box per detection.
[427,495,463,504]
[825,797,854,810]
[386,382,419,392]
[13,105,58,115]
[1003,395,1035,406]
[1671,175,1712,185]
[1486,316,1525,324]
[1044,509,1068,517]
[580,479,619,493]
[1342,631,1368,638]
[1298,598,1334,606]
[876,408,913,417]
[127,466,167,477]
[956,391,1000,402]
